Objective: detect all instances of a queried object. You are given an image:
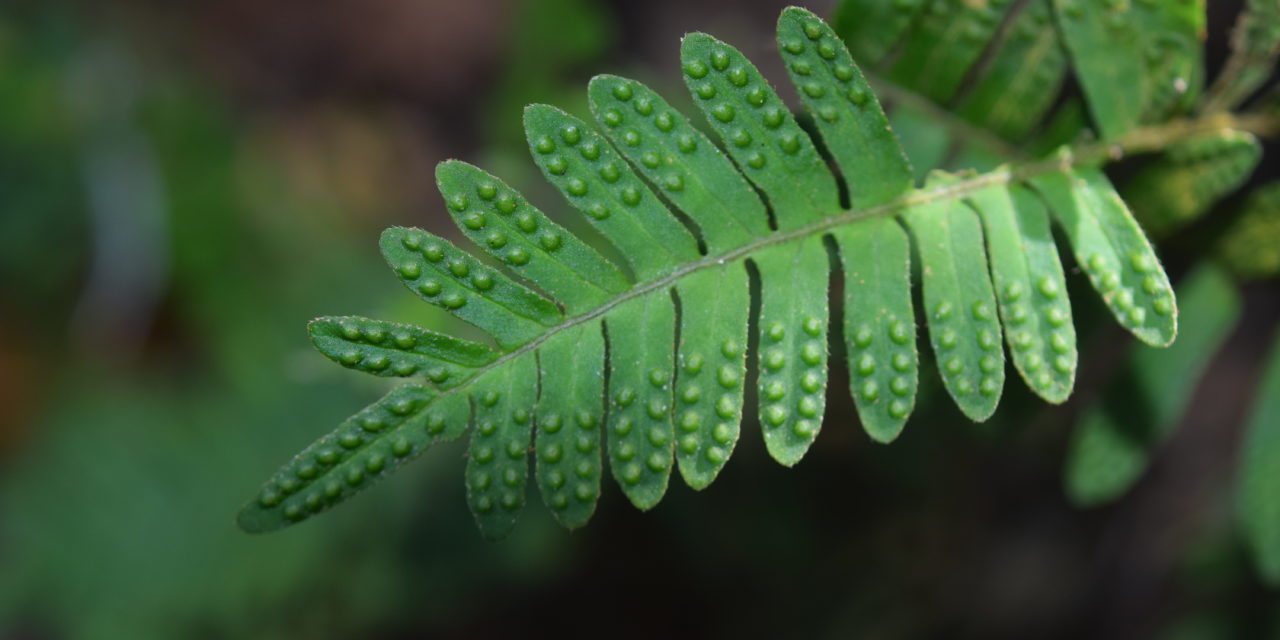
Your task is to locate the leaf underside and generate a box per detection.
[239,6,1182,537]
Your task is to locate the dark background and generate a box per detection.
[1,0,1278,638]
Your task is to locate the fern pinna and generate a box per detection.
[238,7,1179,538]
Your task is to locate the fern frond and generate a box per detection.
[587,74,770,251]
[1055,0,1204,138]
[681,30,840,227]
[309,316,498,384]
[237,6,1185,537]
[435,160,630,315]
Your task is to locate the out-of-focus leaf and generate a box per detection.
[1030,163,1179,347]
[1053,0,1204,139]
[889,104,951,184]
[953,0,1069,141]
[1238,327,1280,586]
[881,0,1013,104]
[1064,264,1241,506]
[1125,130,1261,237]
[903,172,1005,422]
[832,0,930,64]
[1205,0,1280,113]
[1216,181,1280,280]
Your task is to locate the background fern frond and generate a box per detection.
[837,0,1206,166]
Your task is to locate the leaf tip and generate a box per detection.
[1132,319,1178,349]
[235,501,283,535]
[778,5,818,25]
[679,31,716,54]
[586,72,621,91]
[434,158,468,184]
[865,425,904,445]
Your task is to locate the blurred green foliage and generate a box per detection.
[0,2,590,637]
[1063,265,1242,507]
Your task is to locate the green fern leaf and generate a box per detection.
[674,264,750,488]
[381,227,562,349]
[1028,162,1177,347]
[535,322,606,529]
[755,236,831,465]
[952,0,1068,141]
[838,0,1204,168]
[308,316,498,386]
[238,385,468,533]
[778,7,912,208]
[605,289,678,508]
[882,0,1010,104]
[836,0,1073,167]
[237,7,1193,537]
[1054,0,1203,139]
[465,353,539,538]
[967,183,1076,404]
[587,75,770,252]
[1052,0,1147,140]
[904,172,1005,421]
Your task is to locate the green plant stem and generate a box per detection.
[1080,110,1280,157]
[402,108,1280,402]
